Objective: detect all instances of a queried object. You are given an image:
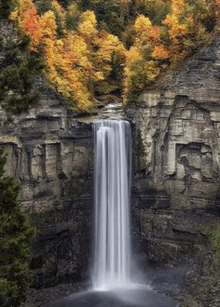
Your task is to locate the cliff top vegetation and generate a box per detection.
[1,0,220,112]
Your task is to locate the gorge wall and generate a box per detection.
[1,39,220,306]
[126,39,220,306]
[0,81,94,289]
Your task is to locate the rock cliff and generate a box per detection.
[0,80,94,289]
[126,39,220,306]
[1,38,220,306]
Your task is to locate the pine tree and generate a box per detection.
[0,148,35,306]
[0,31,44,114]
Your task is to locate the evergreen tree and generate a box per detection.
[0,148,35,306]
[0,31,44,114]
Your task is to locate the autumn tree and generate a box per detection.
[9,0,220,108]
[123,14,168,102]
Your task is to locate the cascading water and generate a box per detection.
[52,119,178,307]
[92,120,132,290]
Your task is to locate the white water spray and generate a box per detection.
[92,120,132,290]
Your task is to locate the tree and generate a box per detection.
[0,30,44,114]
[0,13,44,115]
[0,148,35,306]
[10,0,220,109]
[123,14,169,103]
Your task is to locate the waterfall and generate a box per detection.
[93,120,132,290]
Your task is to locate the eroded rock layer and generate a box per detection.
[0,81,94,288]
[126,39,220,306]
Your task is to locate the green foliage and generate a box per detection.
[65,3,81,30]
[129,59,159,91]
[0,33,44,114]
[57,0,70,9]
[75,0,128,39]
[35,0,52,14]
[0,0,15,19]
[0,148,35,306]
[210,225,220,268]
[110,45,126,84]
[141,0,170,26]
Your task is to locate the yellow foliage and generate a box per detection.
[170,0,184,15]
[164,13,187,40]
[134,15,152,33]
[123,12,168,102]
[78,20,98,37]
[42,36,93,112]
[80,10,97,27]
[10,0,219,109]
[40,11,57,39]
[94,72,105,81]
[64,33,92,70]
[78,11,98,39]
[10,8,19,20]
[10,0,34,23]
[152,45,169,60]
[51,0,65,16]
[92,32,121,78]
[125,46,142,66]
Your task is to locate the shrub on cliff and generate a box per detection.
[0,148,35,306]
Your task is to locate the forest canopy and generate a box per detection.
[4,0,220,111]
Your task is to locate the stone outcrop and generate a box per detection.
[126,39,220,306]
[0,80,94,288]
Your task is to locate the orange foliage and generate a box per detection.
[10,0,122,111]
[20,7,42,51]
[152,45,169,60]
[10,0,220,108]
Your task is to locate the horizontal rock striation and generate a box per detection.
[1,37,220,306]
[127,39,220,306]
[0,80,94,288]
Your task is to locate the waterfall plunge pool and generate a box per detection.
[51,286,177,307]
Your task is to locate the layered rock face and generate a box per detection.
[126,40,220,306]
[0,75,128,292]
[1,36,220,306]
[0,82,94,288]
